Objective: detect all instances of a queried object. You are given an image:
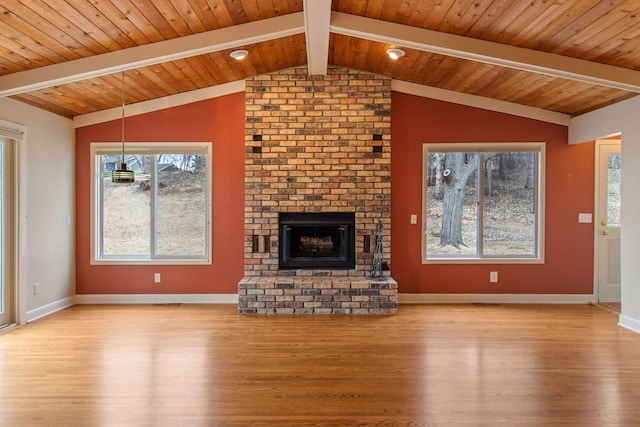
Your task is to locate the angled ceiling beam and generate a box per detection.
[303,0,331,75]
[330,12,640,93]
[0,12,305,97]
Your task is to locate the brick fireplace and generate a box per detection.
[238,66,397,314]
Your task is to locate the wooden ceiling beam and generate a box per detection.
[303,0,331,75]
[0,12,305,97]
[330,11,640,93]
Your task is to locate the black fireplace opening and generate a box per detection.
[279,212,356,270]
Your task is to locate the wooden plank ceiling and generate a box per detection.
[0,0,639,119]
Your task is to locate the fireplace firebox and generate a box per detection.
[279,212,356,270]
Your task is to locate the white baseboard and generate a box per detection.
[26,297,75,323]
[24,293,604,324]
[619,314,640,334]
[75,293,594,305]
[74,294,238,305]
[398,293,596,304]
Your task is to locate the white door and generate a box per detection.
[596,141,621,303]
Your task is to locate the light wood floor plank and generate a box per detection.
[1,304,639,425]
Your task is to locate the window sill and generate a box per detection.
[91,259,211,266]
[423,257,544,265]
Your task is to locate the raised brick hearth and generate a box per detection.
[238,66,397,314]
[238,276,398,315]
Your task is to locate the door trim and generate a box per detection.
[0,119,26,326]
[593,138,622,303]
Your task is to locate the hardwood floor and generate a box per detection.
[596,302,622,314]
[1,304,639,426]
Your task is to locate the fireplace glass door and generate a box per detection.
[279,212,355,270]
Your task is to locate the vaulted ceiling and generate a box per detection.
[1,0,639,120]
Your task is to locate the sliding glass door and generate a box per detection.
[0,137,15,328]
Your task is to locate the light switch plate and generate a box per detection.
[410,214,417,224]
[578,213,592,223]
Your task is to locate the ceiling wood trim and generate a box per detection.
[303,0,332,75]
[0,12,305,97]
[72,80,245,129]
[2,3,637,119]
[330,12,640,93]
[72,75,568,129]
[392,80,571,126]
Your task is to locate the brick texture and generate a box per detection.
[238,276,398,315]
[239,66,396,314]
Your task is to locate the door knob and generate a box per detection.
[601,230,609,236]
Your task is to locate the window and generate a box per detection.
[423,143,544,262]
[92,143,211,264]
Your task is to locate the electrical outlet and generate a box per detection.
[154,273,161,283]
[490,272,498,283]
[34,283,40,295]
[410,214,417,224]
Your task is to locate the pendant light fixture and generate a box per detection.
[111,71,135,183]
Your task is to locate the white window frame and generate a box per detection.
[422,142,545,264]
[91,142,212,265]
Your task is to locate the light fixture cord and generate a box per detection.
[121,71,125,164]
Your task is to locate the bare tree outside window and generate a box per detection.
[439,152,478,249]
[425,145,541,260]
[483,152,536,256]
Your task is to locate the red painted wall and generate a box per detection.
[391,92,594,294]
[75,90,594,295]
[75,93,245,294]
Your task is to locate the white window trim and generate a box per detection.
[90,142,212,265]
[422,142,545,264]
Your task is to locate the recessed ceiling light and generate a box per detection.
[386,48,405,60]
[229,49,249,60]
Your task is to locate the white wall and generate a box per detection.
[570,96,640,333]
[0,97,75,323]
